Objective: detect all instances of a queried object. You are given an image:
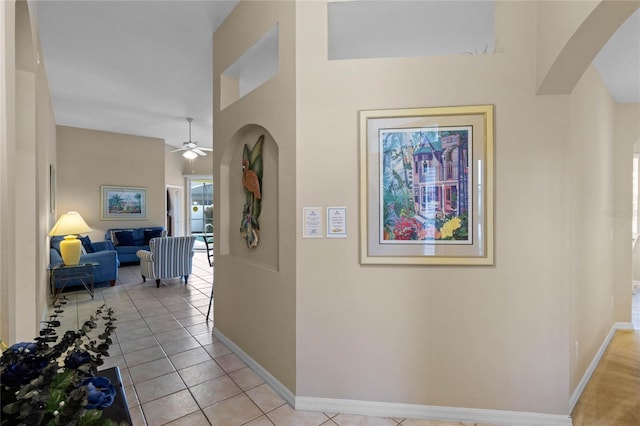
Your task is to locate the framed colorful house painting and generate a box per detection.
[359,105,494,265]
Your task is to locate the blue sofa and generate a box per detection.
[105,227,166,264]
[49,236,120,287]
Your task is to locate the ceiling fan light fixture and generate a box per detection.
[183,150,198,160]
[171,117,212,157]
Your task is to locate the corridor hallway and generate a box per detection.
[48,252,640,425]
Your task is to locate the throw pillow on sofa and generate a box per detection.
[143,229,164,245]
[114,230,135,246]
[78,235,95,253]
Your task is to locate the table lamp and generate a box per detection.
[48,211,92,265]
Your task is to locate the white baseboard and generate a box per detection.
[211,327,295,406]
[569,322,633,412]
[296,397,571,425]
[213,327,572,426]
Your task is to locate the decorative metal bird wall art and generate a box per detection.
[240,135,264,248]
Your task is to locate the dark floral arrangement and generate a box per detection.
[0,298,122,425]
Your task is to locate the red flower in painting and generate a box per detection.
[392,217,423,240]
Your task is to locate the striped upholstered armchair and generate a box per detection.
[136,236,196,288]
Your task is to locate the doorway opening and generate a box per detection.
[187,176,213,250]
[186,176,215,320]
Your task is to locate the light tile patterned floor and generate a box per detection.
[55,251,640,426]
[48,250,493,426]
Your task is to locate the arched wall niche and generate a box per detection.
[219,124,279,270]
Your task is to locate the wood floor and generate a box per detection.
[571,329,640,425]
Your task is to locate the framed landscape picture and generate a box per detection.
[359,105,494,265]
[101,186,147,220]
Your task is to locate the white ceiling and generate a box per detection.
[31,1,639,151]
[33,0,239,150]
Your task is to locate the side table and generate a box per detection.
[49,262,98,304]
[98,366,132,425]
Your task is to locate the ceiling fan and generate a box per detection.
[171,117,212,159]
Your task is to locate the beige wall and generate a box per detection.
[213,0,639,417]
[295,1,570,413]
[567,66,617,393]
[14,0,39,341]
[623,107,640,282]
[0,0,17,345]
[165,144,185,187]
[56,126,166,242]
[35,31,57,337]
[615,104,640,312]
[213,1,297,393]
[0,0,56,343]
[536,0,597,92]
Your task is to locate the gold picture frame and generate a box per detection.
[359,105,494,265]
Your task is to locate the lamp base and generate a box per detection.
[60,235,82,265]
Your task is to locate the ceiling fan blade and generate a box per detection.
[199,147,213,152]
[170,147,187,153]
[193,149,207,156]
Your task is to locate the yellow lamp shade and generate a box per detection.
[49,211,91,265]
